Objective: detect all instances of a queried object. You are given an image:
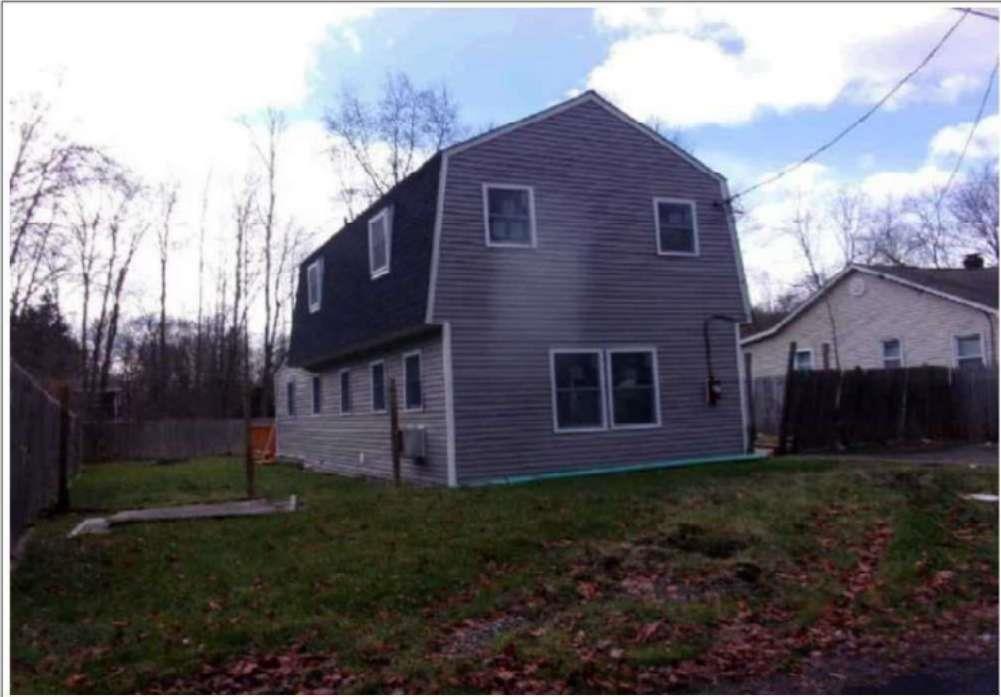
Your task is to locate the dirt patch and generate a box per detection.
[663,523,751,559]
[433,615,528,659]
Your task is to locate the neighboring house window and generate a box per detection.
[368,208,391,279]
[286,380,296,416]
[312,375,322,414]
[550,350,606,431]
[882,339,903,369]
[654,198,699,256]
[955,334,984,369]
[370,360,387,412]
[484,184,536,247]
[307,258,323,313]
[403,351,422,410]
[339,369,351,414]
[608,349,660,428]
[794,349,813,371]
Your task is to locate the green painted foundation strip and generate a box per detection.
[475,452,766,487]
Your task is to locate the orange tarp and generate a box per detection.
[250,424,276,463]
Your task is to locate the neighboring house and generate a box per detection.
[275,91,752,487]
[742,260,999,378]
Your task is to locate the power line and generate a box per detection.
[953,7,999,22]
[727,10,970,203]
[938,58,998,204]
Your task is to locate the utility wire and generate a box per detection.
[727,10,970,203]
[953,7,999,22]
[937,58,998,204]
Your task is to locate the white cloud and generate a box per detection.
[588,5,994,128]
[928,113,1000,162]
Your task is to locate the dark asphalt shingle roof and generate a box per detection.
[860,264,998,309]
[287,154,442,369]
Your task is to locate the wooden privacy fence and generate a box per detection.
[764,365,998,452]
[11,363,81,545]
[84,419,251,462]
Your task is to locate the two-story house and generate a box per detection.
[275,91,753,486]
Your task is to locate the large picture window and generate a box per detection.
[550,350,605,431]
[404,351,422,410]
[370,361,387,412]
[654,198,699,256]
[368,208,391,279]
[608,349,659,428]
[484,184,536,247]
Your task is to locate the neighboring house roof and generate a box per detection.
[741,263,1000,346]
[288,90,748,369]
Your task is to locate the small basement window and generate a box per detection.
[551,350,605,431]
[484,184,536,247]
[955,334,984,369]
[286,380,296,416]
[882,339,903,369]
[404,351,422,410]
[608,349,659,428]
[368,208,391,279]
[312,375,322,414]
[370,360,386,412]
[307,258,323,313]
[339,369,352,414]
[654,198,699,256]
[794,349,813,371]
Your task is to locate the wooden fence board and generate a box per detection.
[83,419,250,462]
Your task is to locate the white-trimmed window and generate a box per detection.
[550,350,605,432]
[403,351,422,410]
[368,208,391,279]
[370,360,387,412]
[307,258,323,313]
[794,349,813,371]
[311,375,322,414]
[654,198,699,256]
[882,339,903,369]
[607,349,660,428]
[286,380,297,416]
[955,334,984,369]
[484,184,537,247]
[339,369,352,414]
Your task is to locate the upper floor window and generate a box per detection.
[955,334,984,370]
[403,351,422,410]
[312,375,322,414]
[794,349,813,371]
[654,198,699,256]
[287,380,297,416]
[368,208,391,279]
[484,184,536,247]
[339,369,352,414]
[307,259,323,313]
[370,360,387,412]
[882,339,903,369]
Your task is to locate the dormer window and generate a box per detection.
[654,198,699,256]
[368,207,391,279]
[307,258,323,313]
[484,184,537,247]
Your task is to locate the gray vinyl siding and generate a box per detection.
[432,99,747,484]
[274,333,447,485]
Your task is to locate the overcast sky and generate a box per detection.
[4,3,998,325]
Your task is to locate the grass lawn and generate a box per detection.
[11,455,998,693]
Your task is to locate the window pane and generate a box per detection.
[488,188,531,244]
[489,188,529,218]
[554,352,603,429]
[370,217,388,273]
[340,371,351,412]
[957,336,981,358]
[611,352,656,425]
[312,376,322,413]
[287,382,296,416]
[657,202,695,253]
[794,351,812,371]
[404,354,421,409]
[371,364,386,411]
[882,339,901,359]
[884,358,902,369]
[958,356,984,370]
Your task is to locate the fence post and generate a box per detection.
[55,383,71,513]
[744,352,756,452]
[389,379,401,487]
[776,342,797,455]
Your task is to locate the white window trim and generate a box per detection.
[338,368,351,415]
[881,338,905,369]
[549,348,608,434]
[794,348,814,371]
[368,207,392,279]
[653,197,700,257]
[606,347,662,430]
[483,183,538,248]
[954,333,985,368]
[370,359,387,413]
[402,350,423,412]
[307,258,323,313]
[311,374,323,415]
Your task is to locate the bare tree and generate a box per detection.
[155,181,180,411]
[950,158,999,262]
[828,187,871,266]
[324,72,465,203]
[862,196,916,266]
